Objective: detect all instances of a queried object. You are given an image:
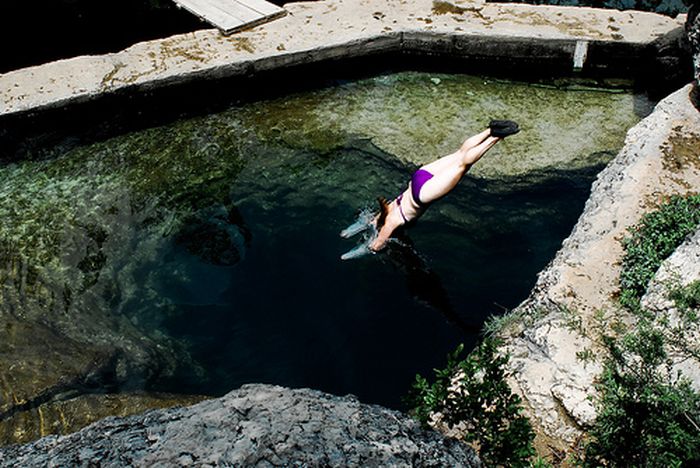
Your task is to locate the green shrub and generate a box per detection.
[407,339,535,467]
[670,280,700,321]
[619,194,700,311]
[598,194,700,465]
[584,321,700,467]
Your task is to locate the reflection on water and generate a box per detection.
[0,73,650,434]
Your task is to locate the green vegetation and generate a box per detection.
[619,194,700,311]
[584,320,700,467]
[426,195,700,466]
[583,195,700,466]
[407,339,535,467]
[670,279,700,320]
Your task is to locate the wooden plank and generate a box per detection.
[174,0,243,30]
[173,0,286,35]
[207,0,261,23]
[222,9,286,35]
[235,0,284,16]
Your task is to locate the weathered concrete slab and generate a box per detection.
[0,0,685,119]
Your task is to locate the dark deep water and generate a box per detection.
[122,143,600,407]
[0,72,652,410]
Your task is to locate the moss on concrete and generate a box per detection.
[662,127,700,173]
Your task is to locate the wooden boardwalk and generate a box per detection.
[173,0,286,35]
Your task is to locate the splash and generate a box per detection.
[340,207,378,260]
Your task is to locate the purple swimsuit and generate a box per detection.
[410,169,434,206]
[396,169,434,224]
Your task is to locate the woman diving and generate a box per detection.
[341,120,519,258]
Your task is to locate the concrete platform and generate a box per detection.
[0,0,686,119]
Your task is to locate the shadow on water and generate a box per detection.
[383,235,479,335]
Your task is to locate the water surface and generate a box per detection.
[0,72,652,408]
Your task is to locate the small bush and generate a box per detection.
[619,194,700,311]
[584,321,700,467]
[407,339,535,467]
[670,279,700,321]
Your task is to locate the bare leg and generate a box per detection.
[420,129,492,176]
[418,135,500,204]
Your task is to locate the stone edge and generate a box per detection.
[0,1,686,119]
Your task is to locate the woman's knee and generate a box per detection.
[462,147,482,165]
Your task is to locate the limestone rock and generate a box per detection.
[0,384,482,467]
[499,84,700,452]
[646,25,694,99]
[642,227,700,391]
[0,0,684,119]
[687,1,700,108]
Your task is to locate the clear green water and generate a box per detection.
[0,72,652,408]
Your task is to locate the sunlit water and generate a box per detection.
[0,72,653,408]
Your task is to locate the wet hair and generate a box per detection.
[376,197,390,231]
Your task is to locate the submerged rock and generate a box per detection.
[243,72,650,179]
[0,117,247,446]
[0,384,482,467]
[0,392,204,448]
[0,70,654,449]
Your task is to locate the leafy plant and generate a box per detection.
[584,320,700,467]
[619,194,700,311]
[593,195,700,465]
[576,348,596,365]
[482,307,547,337]
[670,279,700,321]
[407,339,535,467]
[530,456,554,468]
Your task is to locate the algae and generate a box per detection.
[100,62,127,90]
[432,0,486,20]
[236,72,651,179]
[662,128,700,173]
[228,37,256,53]
[432,0,469,15]
[1,392,205,446]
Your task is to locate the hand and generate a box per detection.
[369,236,387,252]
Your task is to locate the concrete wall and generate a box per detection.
[0,0,686,121]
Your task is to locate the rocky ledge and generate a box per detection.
[688,0,700,107]
[498,83,700,455]
[0,0,686,119]
[0,384,481,467]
